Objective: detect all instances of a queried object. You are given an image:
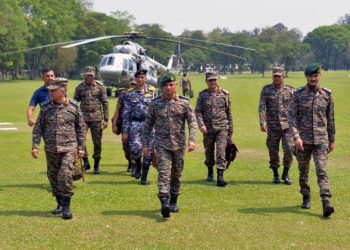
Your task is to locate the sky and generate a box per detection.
[92,0,349,37]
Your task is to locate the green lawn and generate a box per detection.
[0,72,349,249]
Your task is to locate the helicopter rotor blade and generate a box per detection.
[145,36,246,60]
[152,35,255,51]
[61,35,129,48]
[0,40,85,56]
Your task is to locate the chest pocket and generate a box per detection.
[216,96,227,109]
[64,109,76,123]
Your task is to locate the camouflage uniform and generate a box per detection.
[74,80,109,161]
[32,99,86,197]
[123,87,156,176]
[288,84,335,200]
[180,76,191,97]
[142,95,197,197]
[258,83,294,169]
[195,88,233,170]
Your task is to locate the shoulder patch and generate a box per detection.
[152,96,161,101]
[322,87,332,94]
[179,95,189,100]
[221,89,229,95]
[70,99,80,106]
[96,81,103,86]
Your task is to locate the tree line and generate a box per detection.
[0,0,350,79]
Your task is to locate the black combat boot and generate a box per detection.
[140,164,149,185]
[322,199,334,218]
[82,157,90,171]
[207,166,214,182]
[281,167,292,185]
[52,195,62,215]
[272,167,280,184]
[134,158,142,179]
[301,194,310,209]
[217,169,228,187]
[61,196,73,220]
[169,193,179,213]
[159,195,170,219]
[93,159,100,174]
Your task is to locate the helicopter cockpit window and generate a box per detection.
[107,56,115,66]
[100,57,108,66]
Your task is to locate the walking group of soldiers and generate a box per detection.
[28,62,335,220]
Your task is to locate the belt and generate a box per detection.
[131,117,145,122]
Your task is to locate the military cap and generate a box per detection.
[128,77,136,84]
[134,69,148,77]
[205,71,218,80]
[304,63,322,76]
[272,66,284,76]
[85,66,96,75]
[159,72,176,88]
[47,77,68,90]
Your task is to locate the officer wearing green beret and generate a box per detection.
[288,63,335,217]
[142,72,197,219]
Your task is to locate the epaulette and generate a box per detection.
[152,96,161,101]
[285,84,295,89]
[96,81,103,86]
[128,88,135,92]
[69,99,80,106]
[41,100,51,107]
[221,89,229,95]
[322,87,332,94]
[179,95,189,100]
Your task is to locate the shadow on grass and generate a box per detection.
[182,179,273,186]
[239,205,326,219]
[0,210,56,218]
[87,180,138,185]
[102,209,166,222]
[83,170,130,177]
[0,183,50,192]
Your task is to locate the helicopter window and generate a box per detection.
[123,59,128,70]
[128,60,135,71]
[107,56,115,65]
[100,57,108,66]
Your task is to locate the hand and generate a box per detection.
[295,138,304,151]
[260,124,267,132]
[31,149,39,159]
[122,132,129,144]
[200,125,207,134]
[102,120,108,129]
[188,141,195,152]
[328,143,335,153]
[28,119,35,127]
[78,150,85,158]
[112,124,118,134]
[143,147,150,157]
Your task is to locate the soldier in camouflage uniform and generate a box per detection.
[142,72,197,219]
[195,71,233,187]
[112,78,137,172]
[258,67,294,184]
[32,78,86,220]
[122,69,156,185]
[74,66,109,174]
[288,63,335,217]
[180,72,192,98]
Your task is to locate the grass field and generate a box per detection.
[0,72,349,249]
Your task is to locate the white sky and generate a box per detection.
[93,0,349,37]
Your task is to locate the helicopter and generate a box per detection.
[1,32,255,96]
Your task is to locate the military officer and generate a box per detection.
[122,69,156,185]
[180,72,192,98]
[32,78,86,220]
[142,72,197,219]
[288,63,335,217]
[112,78,137,172]
[74,66,109,174]
[195,71,233,187]
[258,67,294,184]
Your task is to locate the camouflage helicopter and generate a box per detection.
[1,32,255,96]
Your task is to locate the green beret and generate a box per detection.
[159,72,176,88]
[304,63,322,76]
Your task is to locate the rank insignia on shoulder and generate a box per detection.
[70,99,80,106]
[322,87,332,93]
[222,89,229,95]
[96,81,104,86]
[179,95,189,100]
